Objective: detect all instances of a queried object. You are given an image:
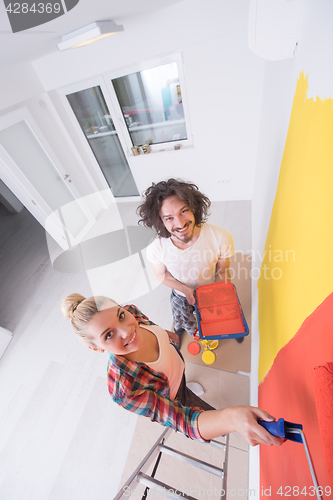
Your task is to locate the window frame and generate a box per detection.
[56,52,193,200]
[103,52,193,154]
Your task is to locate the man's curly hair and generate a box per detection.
[137,178,211,238]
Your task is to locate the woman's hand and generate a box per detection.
[197,405,285,446]
[230,406,285,447]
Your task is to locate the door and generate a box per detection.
[62,81,139,198]
[0,107,95,249]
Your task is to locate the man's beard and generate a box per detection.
[170,222,195,243]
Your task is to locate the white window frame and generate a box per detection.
[57,53,193,168]
[103,52,193,155]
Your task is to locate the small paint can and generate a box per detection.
[131,146,140,156]
[202,350,215,365]
[188,341,200,355]
[141,144,150,154]
[201,339,219,350]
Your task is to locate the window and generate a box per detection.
[59,54,191,199]
[112,61,187,147]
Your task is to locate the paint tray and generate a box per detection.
[194,282,249,340]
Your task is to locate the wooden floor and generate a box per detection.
[0,199,251,500]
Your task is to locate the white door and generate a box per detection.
[59,79,139,198]
[0,107,95,249]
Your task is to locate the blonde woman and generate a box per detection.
[61,293,283,446]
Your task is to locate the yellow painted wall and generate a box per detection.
[258,71,333,382]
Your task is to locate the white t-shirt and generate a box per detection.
[146,222,235,296]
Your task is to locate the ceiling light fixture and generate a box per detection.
[57,21,124,51]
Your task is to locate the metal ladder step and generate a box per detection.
[138,472,198,500]
[159,444,224,477]
[208,439,226,451]
[114,429,230,500]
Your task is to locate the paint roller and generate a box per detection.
[258,418,322,500]
[312,362,333,485]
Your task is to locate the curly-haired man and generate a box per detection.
[137,179,235,340]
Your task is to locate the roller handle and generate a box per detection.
[258,418,285,438]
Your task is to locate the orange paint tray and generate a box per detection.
[194,282,249,340]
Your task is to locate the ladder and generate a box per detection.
[114,428,230,500]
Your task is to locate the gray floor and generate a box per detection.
[0,204,138,500]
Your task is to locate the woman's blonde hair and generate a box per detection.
[61,293,117,348]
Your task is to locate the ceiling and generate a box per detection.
[0,0,185,69]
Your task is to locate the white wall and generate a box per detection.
[0,62,44,111]
[249,57,296,496]
[249,0,333,493]
[250,0,333,410]
[28,0,265,201]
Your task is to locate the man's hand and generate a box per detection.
[184,288,195,306]
[151,262,196,303]
[214,258,231,283]
[166,330,180,346]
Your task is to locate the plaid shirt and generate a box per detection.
[107,305,205,442]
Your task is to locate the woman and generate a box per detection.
[61,293,283,446]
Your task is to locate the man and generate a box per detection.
[138,178,236,340]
